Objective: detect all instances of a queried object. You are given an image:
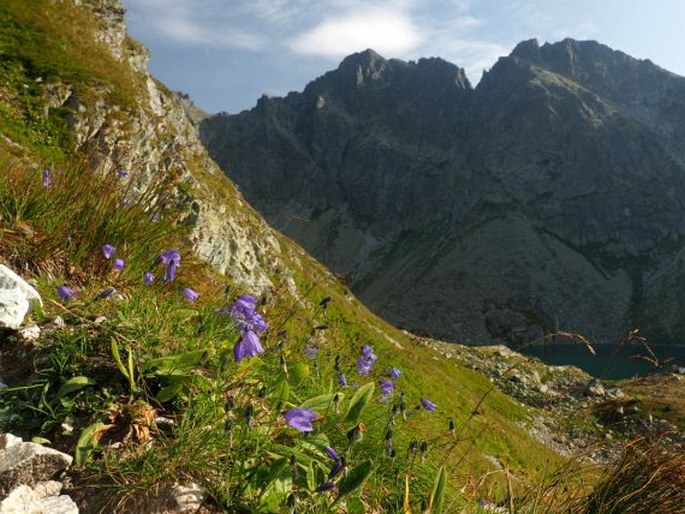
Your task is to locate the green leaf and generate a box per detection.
[31,436,51,445]
[429,466,447,514]
[143,350,206,374]
[336,460,373,499]
[54,376,95,401]
[75,422,106,466]
[287,363,310,387]
[111,338,129,381]
[306,461,317,491]
[156,382,183,403]
[272,380,290,403]
[301,392,344,414]
[258,458,292,511]
[345,382,374,423]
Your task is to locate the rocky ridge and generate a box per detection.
[53,0,300,295]
[201,41,685,347]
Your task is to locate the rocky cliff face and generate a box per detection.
[53,0,295,294]
[200,40,685,346]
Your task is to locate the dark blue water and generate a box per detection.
[518,343,685,379]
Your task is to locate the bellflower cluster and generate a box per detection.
[229,294,268,362]
[357,344,377,376]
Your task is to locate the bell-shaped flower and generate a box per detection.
[420,398,437,413]
[56,285,74,302]
[234,330,264,362]
[284,407,317,433]
[102,244,116,259]
[182,287,199,303]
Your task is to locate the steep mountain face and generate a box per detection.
[200,40,685,345]
[1,0,294,294]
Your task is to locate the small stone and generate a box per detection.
[171,482,204,512]
[584,379,605,397]
[17,324,41,342]
[52,316,66,329]
[32,480,62,499]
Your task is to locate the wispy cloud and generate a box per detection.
[156,17,265,50]
[126,0,266,50]
[289,8,423,58]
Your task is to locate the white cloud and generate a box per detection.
[289,9,424,57]
[156,16,265,50]
[126,0,266,50]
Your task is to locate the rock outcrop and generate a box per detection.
[200,40,685,346]
[47,0,296,295]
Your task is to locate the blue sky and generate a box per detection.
[122,0,685,114]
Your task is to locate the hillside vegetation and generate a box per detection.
[0,1,683,513]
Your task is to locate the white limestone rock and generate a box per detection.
[0,438,73,497]
[0,265,42,329]
[0,483,78,514]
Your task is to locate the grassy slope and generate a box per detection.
[0,1,572,511]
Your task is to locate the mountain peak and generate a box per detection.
[510,38,541,60]
[336,48,393,87]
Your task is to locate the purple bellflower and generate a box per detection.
[420,398,437,413]
[182,287,199,303]
[43,169,52,189]
[113,258,125,271]
[379,379,395,396]
[324,446,339,461]
[284,407,317,433]
[234,330,264,362]
[158,249,180,282]
[338,373,348,387]
[388,367,401,380]
[143,271,155,285]
[56,285,74,302]
[228,294,268,362]
[102,244,116,259]
[316,482,335,493]
[304,345,318,359]
[357,344,378,376]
